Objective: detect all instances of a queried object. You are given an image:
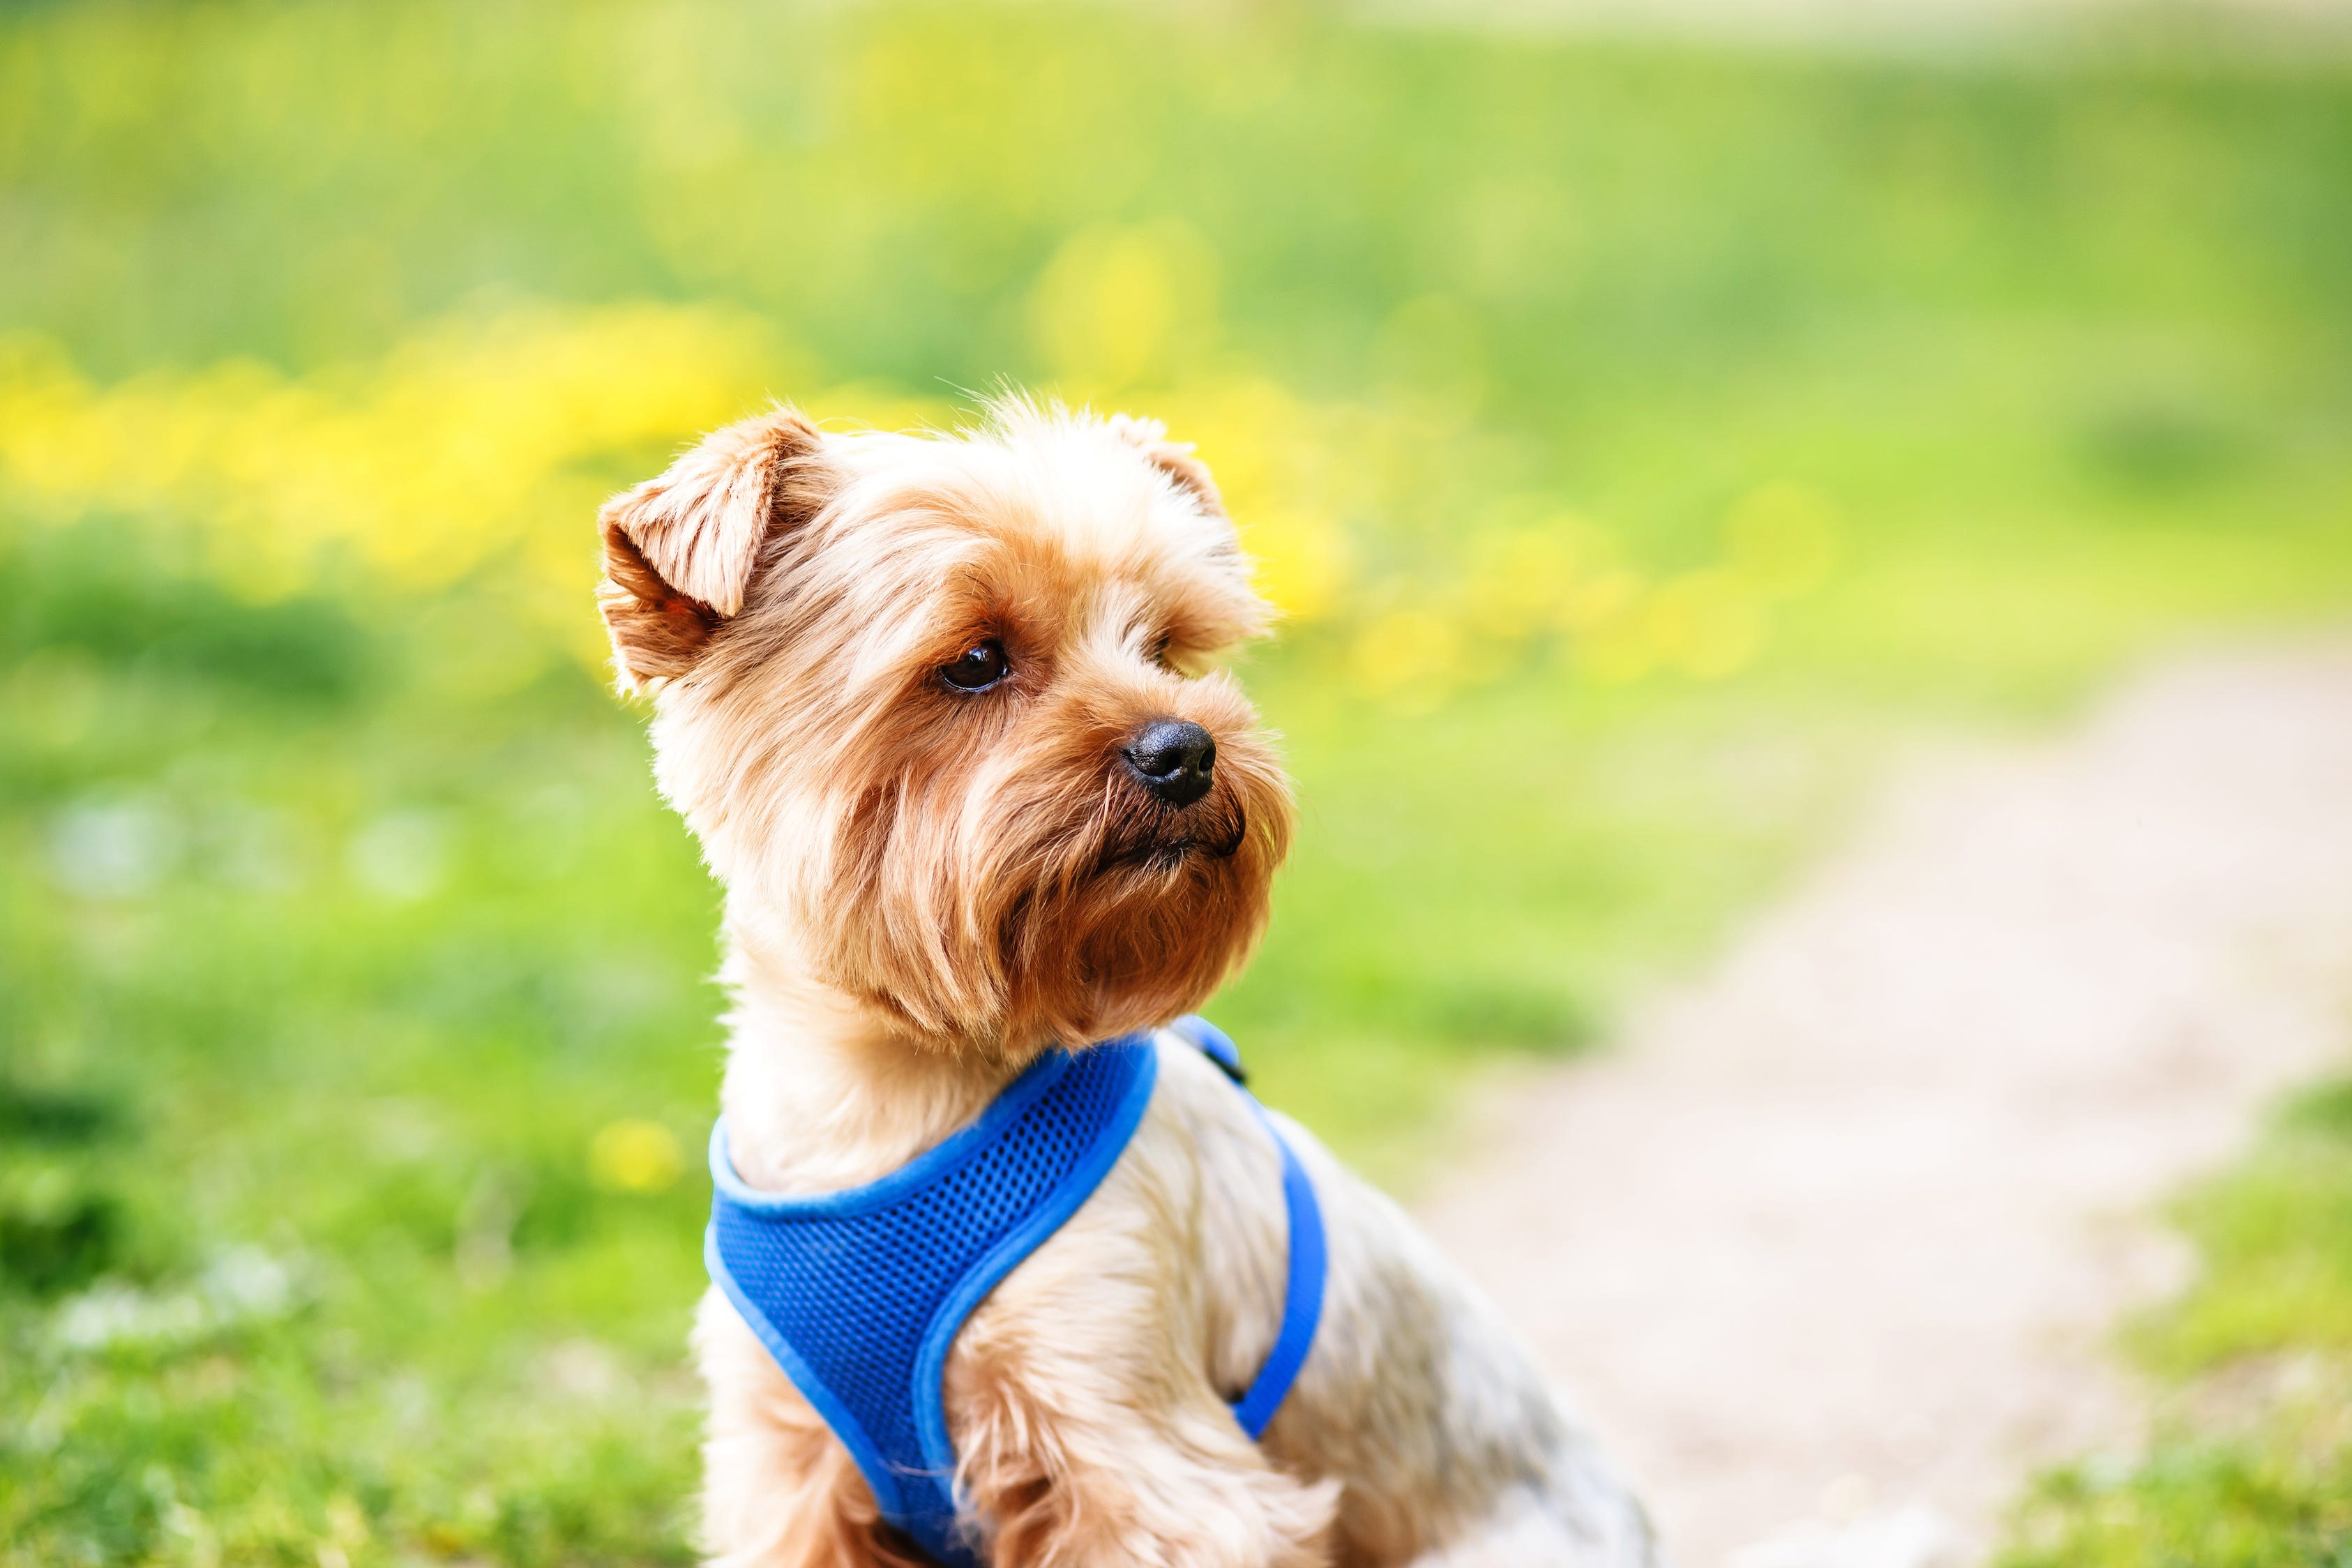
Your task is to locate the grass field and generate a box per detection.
[5,2,2352,1562]
[2001,1075,2352,1565]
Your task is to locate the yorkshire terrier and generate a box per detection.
[597,400,1656,1567]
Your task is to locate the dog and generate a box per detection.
[596,398,1657,1568]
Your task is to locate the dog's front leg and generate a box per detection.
[944,1205,1341,1568]
[950,1341,1340,1568]
[695,1289,932,1568]
[698,1283,1334,1568]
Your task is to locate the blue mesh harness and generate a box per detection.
[704,1016,1326,1568]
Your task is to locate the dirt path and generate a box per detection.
[1416,640,2352,1567]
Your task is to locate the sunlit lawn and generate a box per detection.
[2001,1077,2352,1566]
[5,2,2352,1562]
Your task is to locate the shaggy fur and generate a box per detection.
[598,400,1658,1567]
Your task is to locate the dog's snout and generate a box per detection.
[1121,718,1216,808]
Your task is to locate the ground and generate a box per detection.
[1420,640,2352,1566]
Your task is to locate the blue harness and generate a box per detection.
[705,1016,1326,1568]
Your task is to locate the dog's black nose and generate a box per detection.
[1122,718,1216,808]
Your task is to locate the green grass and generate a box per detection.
[2001,1076,2352,1567]
[5,1,2352,1562]
[1,536,716,1566]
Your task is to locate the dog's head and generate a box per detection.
[598,400,1292,1057]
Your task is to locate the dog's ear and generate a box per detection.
[598,408,829,688]
[1106,413,1224,519]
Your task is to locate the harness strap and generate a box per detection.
[1170,1014,1327,1440]
[705,1016,1323,1567]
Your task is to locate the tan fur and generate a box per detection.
[599,399,1657,1567]
[600,408,834,686]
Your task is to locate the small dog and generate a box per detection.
[597,399,1656,1567]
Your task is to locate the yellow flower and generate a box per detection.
[1028,221,1218,395]
[1352,606,1463,705]
[588,1120,684,1194]
[1649,571,1765,680]
[1726,481,1840,595]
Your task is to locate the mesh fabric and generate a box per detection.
[705,1020,1322,1567]
[707,1036,1159,1567]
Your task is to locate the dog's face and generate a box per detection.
[598,402,1292,1056]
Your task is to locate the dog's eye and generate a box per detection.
[939,640,1009,692]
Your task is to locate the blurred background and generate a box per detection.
[4,1,2351,1564]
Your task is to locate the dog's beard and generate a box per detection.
[1092,789,1251,875]
[810,749,1290,1055]
[988,779,1278,1050]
